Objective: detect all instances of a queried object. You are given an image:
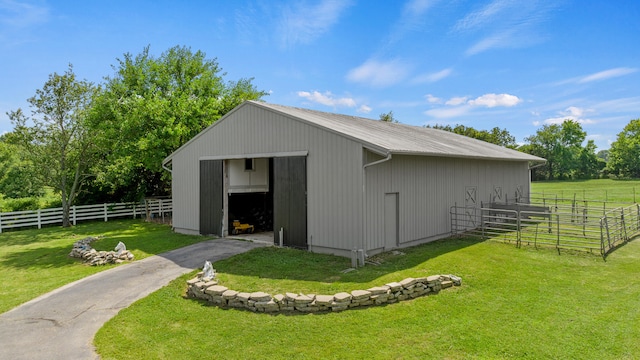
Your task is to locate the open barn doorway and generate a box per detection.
[227,158,274,235]
[201,156,306,247]
[224,156,307,248]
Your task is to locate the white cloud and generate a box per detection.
[424,92,521,119]
[424,106,471,118]
[468,93,521,107]
[403,0,438,16]
[346,59,410,87]
[593,96,640,113]
[297,90,356,108]
[425,94,442,104]
[0,0,49,46]
[0,0,49,28]
[465,32,513,55]
[542,106,595,125]
[455,0,558,55]
[380,0,439,49]
[357,104,372,113]
[578,67,638,83]
[412,68,452,84]
[565,106,584,117]
[454,0,513,32]
[278,0,353,47]
[445,96,468,106]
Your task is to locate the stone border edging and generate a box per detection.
[68,237,135,266]
[186,274,462,314]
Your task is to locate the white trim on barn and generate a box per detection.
[163,101,545,258]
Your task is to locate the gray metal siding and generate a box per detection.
[170,104,364,254]
[365,154,529,251]
[171,102,532,255]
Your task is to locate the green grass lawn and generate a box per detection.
[94,237,640,359]
[0,219,207,313]
[532,178,640,203]
[3,179,639,358]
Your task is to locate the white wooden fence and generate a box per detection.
[0,199,172,233]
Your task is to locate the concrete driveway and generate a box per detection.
[0,238,266,360]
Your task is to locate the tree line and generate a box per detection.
[2,45,267,226]
[425,120,639,181]
[2,44,639,226]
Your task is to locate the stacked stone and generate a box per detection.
[186,273,462,314]
[68,237,134,266]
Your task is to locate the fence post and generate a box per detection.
[451,204,457,235]
[0,213,3,234]
[621,208,627,242]
[72,205,77,226]
[600,218,605,257]
[481,208,486,239]
[556,214,560,254]
[104,203,108,222]
[572,193,576,223]
[583,208,587,236]
[604,215,611,251]
[516,211,521,248]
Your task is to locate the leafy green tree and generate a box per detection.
[0,137,45,198]
[575,140,605,179]
[87,45,268,201]
[608,119,640,178]
[428,124,517,148]
[596,149,609,162]
[523,120,591,180]
[379,111,398,123]
[7,64,97,226]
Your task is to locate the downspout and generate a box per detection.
[162,160,172,174]
[360,151,392,267]
[528,161,547,202]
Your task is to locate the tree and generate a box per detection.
[7,64,97,226]
[427,124,517,148]
[575,140,605,179]
[608,119,640,178]
[87,45,268,201]
[597,149,609,162]
[0,136,45,198]
[523,120,591,180]
[379,111,398,123]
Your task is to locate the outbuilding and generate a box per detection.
[162,101,544,260]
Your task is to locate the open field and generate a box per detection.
[95,236,640,359]
[531,179,640,203]
[0,219,206,313]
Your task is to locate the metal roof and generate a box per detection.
[252,101,545,163]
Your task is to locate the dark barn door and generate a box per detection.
[273,156,307,249]
[200,160,223,236]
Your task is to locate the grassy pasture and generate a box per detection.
[94,237,640,359]
[531,178,640,203]
[0,179,638,358]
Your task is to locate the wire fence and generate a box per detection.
[450,199,640,257]
[0,198,172,233]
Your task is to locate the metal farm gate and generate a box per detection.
[451,198,640,258]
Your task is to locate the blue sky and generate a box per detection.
[1,0,638,150]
